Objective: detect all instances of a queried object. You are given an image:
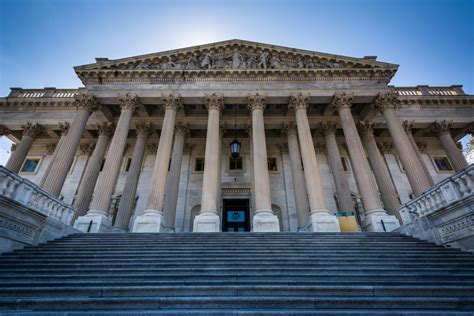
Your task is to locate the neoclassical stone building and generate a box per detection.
[1,39,472,234]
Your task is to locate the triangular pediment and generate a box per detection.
[75,39,398,85]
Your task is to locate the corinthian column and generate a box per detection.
[133,94,181,232]
[288,94,339,232]
[402,121,435,185]
[6,122,43,173]
[72,122,114,222]
[321,121,356,215]
[113,121,153,232]
[75,94,138,233]
[39,122,70,187]
[164,123,189,231]
[193,94,224,232]
[332,93,399,232]
[248,94,279,232]
[432,120,469,172]
[282,123,310,229]
[358,122,401,220]
[374,93,431,195]
[42,93,99,197]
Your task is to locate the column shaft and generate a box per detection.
[6,123,42,173]
[405,128,435,185]
[39,122,70,187]
[433,121,469,172]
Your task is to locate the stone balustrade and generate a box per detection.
[8,88,80,99]
[395,85,465,96]
[0,166,74,225]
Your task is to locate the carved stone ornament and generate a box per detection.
[377,141,394,154]
[320,121,338,136]
[175,123,190,137]
[0,125,11,136]
[402,120,414,134]
[281,122,297,137]
[146,143,158,155]
[288,93,310,111]
[416,141,428,154]
[357,121,374,136]
[161,94,183,112]
[74,92,100,113]
[21,122,43,139]
[97,122,115,137]
[58,122,70,136]
[314,142,326,154]
[205,93,224,111]
[135,121,153,137]
[278,143,289,154]
[46,143,57,155]
[373,92,399,112]
[79,143,95,155]
[118,93,140,112]
[330,92,353,111]
[431,120,452,136]
[247,94,267,111]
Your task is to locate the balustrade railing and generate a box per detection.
[8,88,79,99]
[395,85,464,97]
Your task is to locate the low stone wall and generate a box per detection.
[398,164,473,252]
[0,166,80,254]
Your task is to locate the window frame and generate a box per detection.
[193,157,205,173]
[227,156,245,173]
[431,156,454,173]
[19,156,42,174]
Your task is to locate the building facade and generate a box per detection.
[1,40,472,234]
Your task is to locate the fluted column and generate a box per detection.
[282,123,310,229]
[321,121,356,215]
[75,94,137,232]
[374,93,431,195]
[288,94,340,232]
[39,122,70,187]
[5,122,43,173]
[72,122,114,221]
[432,120,469,172]
[113,121,153,232]
[193,94,224,232]
[358,122,401,220]
[133,94,181,232]
[248,94,279,232]
[42,93,99,197]
[332,93,399,232]
[163,123,189,231]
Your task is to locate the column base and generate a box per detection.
[363,210,400,232]
[74,213,111,233]
[308,210,341,232]
[132,210,166,232]
[193,212,221,232]
[252,211,280,232]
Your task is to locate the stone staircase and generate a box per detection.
[0,232,473,315]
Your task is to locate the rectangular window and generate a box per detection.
[124,157,132,172]
[433,157,454,172]
[100,159,106,172]
[20,158,40,173]
[341,157,350,172]
[229,156,243,171]
[267,157,278,171]
[194,157,205,172]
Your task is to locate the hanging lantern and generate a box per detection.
[230,139,241,158]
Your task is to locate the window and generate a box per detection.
[229,156,243,171]
[20,158,40,173]
[433,157,454,172]
[341,157,350,172]
[194,158,205,172]
[267,157,278,171]
[100,159,106,172]
[124,157,132,172]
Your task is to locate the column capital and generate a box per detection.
[278,143,289,154]
[58,122,70,136]
[402,120,414,134]
[146,143,158,154]
[22,122,43,139]
[281,122,297,137]
[46,143,57,155]
[288,93,310,111]
[377,141,394,154]
[205,93,224,111]
[373,92,399,112]
[97,122,115,137]
[314,142,326,154]
[416,141,428,153]
[357,121,374,136]
[431,120,452,136]
[162,94,183,112]
[330,92,353,111]
[247,94,266,111]
[79,143,95,155]
[74,92,100,113]
[175,122,190,137]
[118,93,140,112]
[0,125,11,136]
[320,121,338,136]
[135,121,154,137]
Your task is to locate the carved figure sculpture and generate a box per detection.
[186,54,199,70]
[201,51,214,69]
[246,55,257,69]
[270,55,283,69]
[135,62,149,70]
[161,56,177,70]
[258,51,270,69]
[296,58,305,68]
[232,50,244,69]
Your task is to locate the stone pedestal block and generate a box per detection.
[193,212,221,232]
[308,211,341,232]
[74,213,111,233]
[363,211,400,232]
[252,211,280,232]
[132,211,166,233]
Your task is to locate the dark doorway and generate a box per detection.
[223,199,250,232]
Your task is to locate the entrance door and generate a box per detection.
[223,199,250,232]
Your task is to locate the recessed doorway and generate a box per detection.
[222,199,250,232]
